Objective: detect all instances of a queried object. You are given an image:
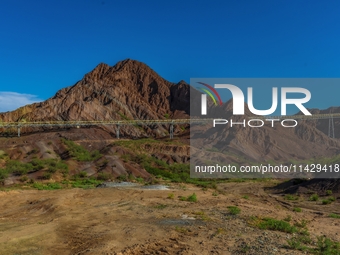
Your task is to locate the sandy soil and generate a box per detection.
[0,181,339,255]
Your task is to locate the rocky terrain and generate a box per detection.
[0,181,339,255]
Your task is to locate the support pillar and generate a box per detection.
[116,123,120,139]
[170,121,174,139]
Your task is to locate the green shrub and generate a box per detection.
[284,215,292,222]
[294,219,308,228]
[293,207,302,212]
[19,175,28,182]
[329,213,340,219]
[315,236,340,254]
[32,182,62,190]
[0,169,8,183]
[117,174,127,181]
[256,218,297,233]
[309,194,319,201]
[62,138,102,161]
[167,193,174,199]
[285,194,299,201]
[322,199,332,205]
[228,206,241,215]
[187,193,197,202]
[97,172,112,181]
[179,193,197,202]
[326,190,333,195]
[42,172,52,180]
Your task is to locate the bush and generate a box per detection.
[315,236,340,254]
[293,207,302,212]
[32,182,62,190]
[309,194,319,201]
[228,206,241,215]
[285,194,299,201]
[0,169,8,183]
[187,193,197,202]
[326,190,333,195]
[167,193,174,199]
[42,172,52,180]
[256,218,297,233]
[97,172,112,181]
[329,213,340,219]
[179,193,197,202]
[62,138,102,161]
[322,199,332,205]
[19,175,28,182]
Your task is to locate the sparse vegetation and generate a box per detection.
[329,213,340,219]
[293,207,302,212]
[326,190,333,195]
[97,172,112,181]
[228,206,241,215]
[32,182,62,190]
[250,217,297,233]
[167,193,174,199]
[62,138,102,161]
[154,204,167,209]
[284,215,292,222]
[310,194,319,201]
[285,194,299,201]
[179,193,197,202]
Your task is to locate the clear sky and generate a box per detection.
[0,0,339,112]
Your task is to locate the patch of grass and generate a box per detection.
[117,174,127,182]
[326,190,333,195]
[32,182,62,190]
[97,172,112,181]
[309,194,319,201]
[179,193,197,202]
[322,200,331,205]
[62,138,102,161]
[70,178,102,189]
[284,215,292,222]
[167,193,174,199]
[294,220,308,228]
[329,213,340,219]
[293,207,302,213]
[314,236,340,254]
[250,217,297,233]
[212,191,218,196]
[285,194,299,201]
[187,193,197,202]
[242,195,249,199]
[19,175,28,182]
[228,206,241,215]
[154,204,167,209]
[175,226,188,233]
[193,211,211,221]
[42,172,52,180]
[0,169,8,183]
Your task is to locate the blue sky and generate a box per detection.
[0,0,339,112]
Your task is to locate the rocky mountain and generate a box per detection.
[0,59,192,137]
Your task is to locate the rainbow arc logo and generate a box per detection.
[197,82,223,115]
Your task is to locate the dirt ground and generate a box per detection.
[0,181,339,255]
